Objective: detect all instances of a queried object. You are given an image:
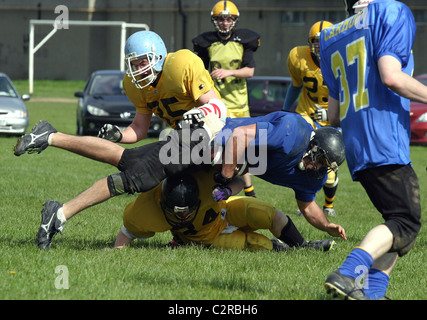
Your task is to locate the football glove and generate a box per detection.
[212,184,232,202]
[182,108,205,127]
[310,104,328,122]
[97,124,123,142]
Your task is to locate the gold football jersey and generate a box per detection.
[287,46,330,127]
[123,49,218,128]
[122,167,277,248]
[208,41,249,113]
[122,168,227,245]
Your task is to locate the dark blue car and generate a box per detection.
[75,70,165,136]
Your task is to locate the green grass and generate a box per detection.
[1,81,426,301]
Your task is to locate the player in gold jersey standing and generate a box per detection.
[282,21,340,216]
[192,1,260,197]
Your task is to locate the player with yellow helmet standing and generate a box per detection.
[282,21,340,217]
[192,1,260,198]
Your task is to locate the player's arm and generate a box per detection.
[120,112,153,143]
[378,55,427,104]
[296,199,347,240]
[282,85,302,112]
[327,96,340,127]
[210,66,254,80]
[114,227,134,249]
[219,124,256,181]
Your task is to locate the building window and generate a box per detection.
[280,11,306,25]
[314,11,346,24]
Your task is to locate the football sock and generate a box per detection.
[323,184,337,208]
[278,216,306,247]
[244,185,256,197]
[48,133,54,146]
[364,268,390,300]
[339,247,374,279]
[57,207,67,224]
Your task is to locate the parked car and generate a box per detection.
[75,70,165,137]
[247,76,295,117]
[410,74,427,145]
[0,72,30,135]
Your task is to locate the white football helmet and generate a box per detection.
[352,0,374,14]
[124,30,167,89]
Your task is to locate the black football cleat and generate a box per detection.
[325,269,367,300]
[36,200,65,250]
[14,120,57,156]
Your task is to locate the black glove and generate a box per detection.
[212,184,232,202]
[97,124,123,142]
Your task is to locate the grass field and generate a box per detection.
[1,81,426,303]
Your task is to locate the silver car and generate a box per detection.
[0,72,30,135]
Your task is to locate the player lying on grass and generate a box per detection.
[114,167,336,252]
[14,111,346,250]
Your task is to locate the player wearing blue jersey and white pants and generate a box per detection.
[320,0,425,299]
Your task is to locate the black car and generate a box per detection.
[247,76,295,117]
[75,70,165,136]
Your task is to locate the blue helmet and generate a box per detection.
[124,30,167,89]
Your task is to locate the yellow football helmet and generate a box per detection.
[308,21,333,61]
[211,1,240,37]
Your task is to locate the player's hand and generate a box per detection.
[182,108,205,127]
[97,124,122,142]
[212,184,232,202]
[325,223,347,240]
[310,104,328,122]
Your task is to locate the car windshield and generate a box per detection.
[89,74,124,95]
[0,77,18,98]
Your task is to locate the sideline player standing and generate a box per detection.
[283,20,340,217]
[321,0,423,299]
[193,0,260,197]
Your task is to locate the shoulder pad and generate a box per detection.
[192,31,219,48]
[232,29,260,49]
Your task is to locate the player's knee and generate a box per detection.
[385,214,421,257]
[325,171,338,187]
[107,173,127,197]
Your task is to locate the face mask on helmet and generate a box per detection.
[211,1,239,38]
[160,175,200,224]
[299,127,345,179]
[308,21,333,62]
[124,30,167,89]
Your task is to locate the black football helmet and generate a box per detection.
[303,127,345,178]
[161,175,200,222]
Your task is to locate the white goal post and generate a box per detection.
[28,19,149,94]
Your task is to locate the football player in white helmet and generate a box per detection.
[124,30,167,90]
[344,0,374,16]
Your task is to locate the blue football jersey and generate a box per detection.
[216,111,327,202]
[320,0,415,180]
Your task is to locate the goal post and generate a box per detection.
[28,19,149,94]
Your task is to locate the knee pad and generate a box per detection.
[325,171,338,188]
[107,173,126,197]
